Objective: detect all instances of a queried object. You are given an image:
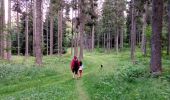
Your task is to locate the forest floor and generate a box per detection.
[0,49,170,100]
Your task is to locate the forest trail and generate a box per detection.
[75,78,89,100]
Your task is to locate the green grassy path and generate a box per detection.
[0,50,170,100]
[76,79,89,100]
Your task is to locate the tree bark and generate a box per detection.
[25,0,29,57]
[17,0,20,56]
[131,0,136,64]
[91,24,95,51]
[2,0,7,59]
[46,17,49,55]
[0,0,2,58]
[7,0,12,60]
[167,0,170,55]
[33,0,36,56]
[104,33,106,49]
[79,0,85,60]
[120,27,124,50]
[50,11,54,55]
[0,0,5,59]
[115,28,119,53]
[150,0,163,74]
[34,0,42,65]
[58,10,63,56]
[141,2,148,56]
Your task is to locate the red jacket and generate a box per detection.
[70,59,80,70]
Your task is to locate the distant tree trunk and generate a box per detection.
[33,0,36,56]
[58,10,63,56]
[150,0,163,74]
[25,0,29,57]
[50,15,53,55]
[109,32,111,51]
[92,24,95,51]
[2,0,7,59]
[79,0,85,60]
[97,34,99,48]
[167,1,170,55]
[71,11,74,55]
[131,0,136,64]
[141,2,148,56]
[41,0,44,53]
[7,0,12,60]
[0,0,2,58]
[0,0,5,59]
[120,27,124,50]
[104,33,106,49]
[34,0,42,65]
[46,17,49,55]
[17,0,20,56]
[115,28,119,53]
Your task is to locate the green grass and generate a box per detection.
[0,49,170,100]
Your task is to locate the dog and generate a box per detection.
[101,65,103,69]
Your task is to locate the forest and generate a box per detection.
[0,0,170,100]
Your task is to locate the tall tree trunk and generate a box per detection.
[17,0,20,56]
[97,33,100,48]
[71,10,74,55]
[115,28,119,53]
[131,0,136,64]
[46,17,49,55]
[141,2,148,56]
[25,0,29,57]
[58,10,63,56]
[0,0,5,59]
[34,0,42,65]
[50,13,54,55]
[2,0,7,59]
[91,24,95,51]
[167,0,170,55]
[150,0,163,74]
[0,0,2,58]
[41,0,44,53]
[79,0,85,60]
[7,0,12,60]
[104,33,106,49]
[120,27,124,50]
[33,0,36,56]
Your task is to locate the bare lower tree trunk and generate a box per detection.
[131,0,136,64]
[58,10,63,56]
[7,0,11,60]
[79,23,84,60]
[41,0,44,53]
[0,0,2,58]
[71,10,74,55]
[50,14,53,55]
[120,27,124,50]
[46,18,49,55]
[25,0,29,57]
[17,0,20,56]
[104,33,106,49]
[33,0,36,56]
[167,1,170,55]
[1,0,7,59]
[141,2,148,56]
[150,0,163,74]
[79,0,85,60]
[92,24,95,51]
[35,0,42,65]
[115,28,119,53]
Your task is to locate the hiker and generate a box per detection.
[70,56,80,79]
[78,61,83,78]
